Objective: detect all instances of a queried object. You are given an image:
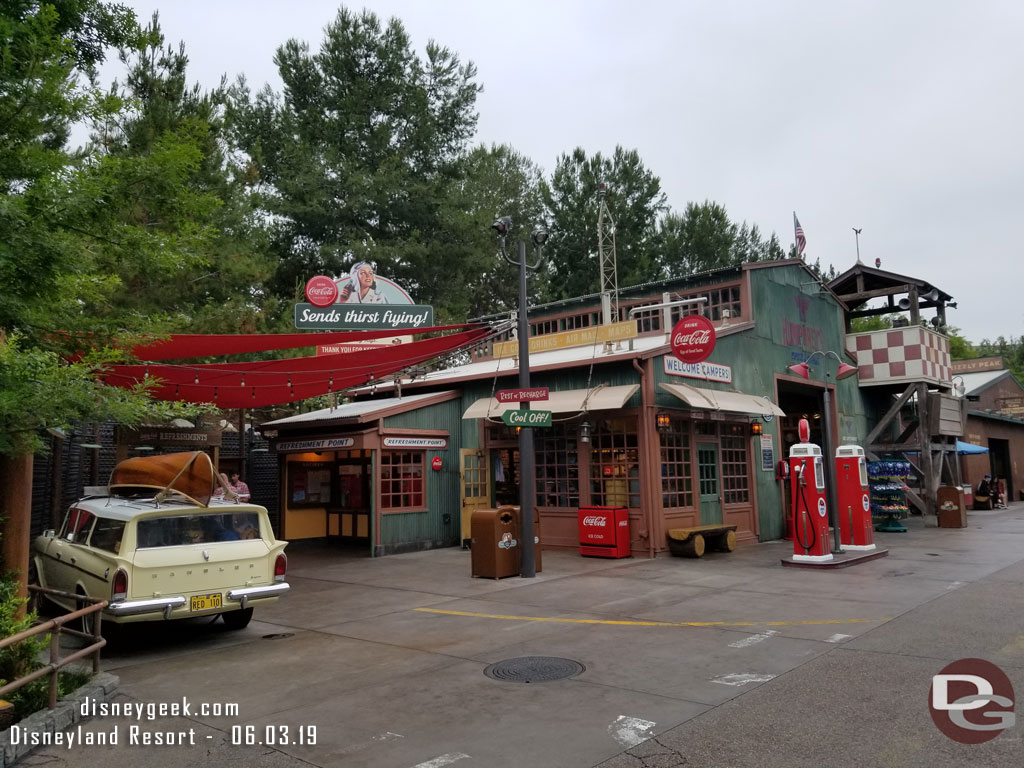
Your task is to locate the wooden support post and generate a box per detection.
[0,454,33,619]
[917,382,936,522]
[864,384,916,447]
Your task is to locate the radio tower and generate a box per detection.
[597,182,619,324]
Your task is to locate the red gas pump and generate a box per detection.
[789,419,833,562]
[835,445,875,550]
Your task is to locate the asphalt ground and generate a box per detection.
[20,503,1024,768]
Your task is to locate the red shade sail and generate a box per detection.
[129,324,483,361]
[101,327,492,408]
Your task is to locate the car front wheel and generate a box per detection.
[221,607,253,630]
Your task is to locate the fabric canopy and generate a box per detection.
[956,440,989,455]
[659,382,786,418]
[127,324,484,361]
[462,384,640,420]
[102,327,493,408]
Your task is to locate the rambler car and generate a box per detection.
[32,451,289,630]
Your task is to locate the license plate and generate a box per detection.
[190,593,222,612]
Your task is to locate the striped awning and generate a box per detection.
[659,382,785,417]
[462,384,640,420]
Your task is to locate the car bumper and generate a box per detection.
[107,582,290,620]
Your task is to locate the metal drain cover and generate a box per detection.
[484,656,585,683]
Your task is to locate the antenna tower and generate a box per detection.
[597,182,619,324]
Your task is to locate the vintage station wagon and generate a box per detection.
[32,452,289,630]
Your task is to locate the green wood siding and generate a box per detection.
[379,398,464,553]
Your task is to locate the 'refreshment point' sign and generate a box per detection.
[670,315,716,364]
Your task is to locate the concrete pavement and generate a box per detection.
[19,504,1024,767]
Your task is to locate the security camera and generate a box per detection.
[531,230,548,246]
[492,216,512,236]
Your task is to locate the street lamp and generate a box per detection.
[787,350,858,553]
[495,217,543,578]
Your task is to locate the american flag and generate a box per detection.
[793,213,807,255]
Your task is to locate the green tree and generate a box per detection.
[541,146,666,301]
[227,7,480,318]
[0,2,214,610]
[657,201,735,276]
[445,143,546,319]
[93,14,282,333]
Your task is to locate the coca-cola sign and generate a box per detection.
[582,516,607,527]
[305,275,339,307]
[670,314,716,364]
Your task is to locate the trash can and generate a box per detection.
[937,485,967,528]
[471,508,519,579]
[498,505,542,573]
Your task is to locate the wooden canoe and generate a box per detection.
[109,451,219,507]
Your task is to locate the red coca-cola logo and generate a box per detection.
[670,314,716,364]
[431,456,443,472]
[582,516,607,527]
[305,275,338,307]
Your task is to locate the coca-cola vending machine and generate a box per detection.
[578,506,630,558]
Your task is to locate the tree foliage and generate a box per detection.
[227,8,481,318]
[540,146,665,302]
[0,3,215,456]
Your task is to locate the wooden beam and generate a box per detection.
[837,284,912,303]
[865,384,916,446]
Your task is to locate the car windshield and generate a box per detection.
[136,512,260,548]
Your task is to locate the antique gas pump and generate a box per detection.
[789,418,833,562]
[835,445,875,550]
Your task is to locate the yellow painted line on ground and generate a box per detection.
[414,607,889,628]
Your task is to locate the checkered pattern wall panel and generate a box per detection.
[847,327,950,387]
[847,327,952,386]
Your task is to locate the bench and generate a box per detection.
[666,524,738,558]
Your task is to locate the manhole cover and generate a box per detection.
[484,656,585,683]
[262,633,294,640]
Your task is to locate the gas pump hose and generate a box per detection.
[794,481,816,552]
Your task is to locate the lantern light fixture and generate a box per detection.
[656,412,671,434]
[579,421,592,444]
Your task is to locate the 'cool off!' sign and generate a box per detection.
[663,357,733,384]
[501,409,553,428]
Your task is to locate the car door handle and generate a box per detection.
[70,557,76,564]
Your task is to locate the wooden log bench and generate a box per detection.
[666,524,738,558]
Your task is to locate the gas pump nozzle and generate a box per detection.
[796,464,806,486]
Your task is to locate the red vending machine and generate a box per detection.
[788,419,833,562]
[578,507,630,558]
[835,445,875,550]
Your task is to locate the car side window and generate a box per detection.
[88,518,125,554]
[65,508,95,544]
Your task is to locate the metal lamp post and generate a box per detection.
[787,351,859,553]
[494,217,544,578]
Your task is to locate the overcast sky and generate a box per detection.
[106,1,1023,344]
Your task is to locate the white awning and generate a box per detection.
[462,384,640,420]
[659,382,786,417]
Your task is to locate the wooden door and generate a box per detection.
[697,442,722,525]
[460,449,489,546]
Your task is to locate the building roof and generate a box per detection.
[957,369,1013,396]
[967,409,1024,427]
[827,263,953,307]
[263,391,458,428]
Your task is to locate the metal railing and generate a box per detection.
[0,587,107,710]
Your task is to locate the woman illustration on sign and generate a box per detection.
[340,261,386,304]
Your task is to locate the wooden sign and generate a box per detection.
[492,321,637,357]
[501,410,553,428]
[496,387,549,403]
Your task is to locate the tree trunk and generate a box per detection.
[0,453,33,619]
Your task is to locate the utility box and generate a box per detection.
[471,508,519,579]
[937,486,967,528]
[578,506,630,558]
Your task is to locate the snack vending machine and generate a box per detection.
[788,418,833,562]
